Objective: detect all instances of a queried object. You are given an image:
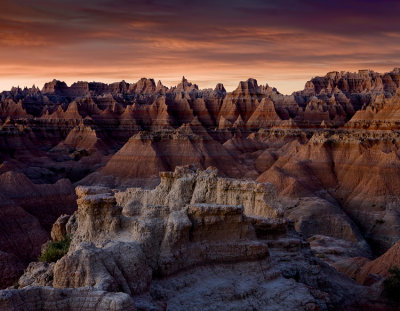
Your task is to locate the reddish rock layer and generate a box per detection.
[1,68,400,289]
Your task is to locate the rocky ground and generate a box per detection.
[0,166,393,310]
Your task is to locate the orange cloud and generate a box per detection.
[0,0,399,94]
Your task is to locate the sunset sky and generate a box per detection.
[1,0,400,94]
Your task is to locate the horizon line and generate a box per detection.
[2,66,399,96]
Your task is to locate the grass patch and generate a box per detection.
[383,266,400,302]
[39,235,71,263]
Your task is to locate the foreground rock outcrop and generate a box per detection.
[0,167,388,310]
[0,287,136,311]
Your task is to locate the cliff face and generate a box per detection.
[1,69,400,290]
[255,128,400,253]
[1,167,379,310]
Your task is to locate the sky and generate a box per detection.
[0,0,400,94]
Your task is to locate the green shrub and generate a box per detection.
[39,235,71,263]
[383,266,400,302]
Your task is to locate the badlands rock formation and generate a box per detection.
[335,239,400,286]
[1,69,400,292]
[0,166,383,310]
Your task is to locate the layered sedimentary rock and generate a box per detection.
[335,240,400,286]
[1,68,400,291]
[346,89,400,129]
[301,69,400,97]
[1,167,381,310]
[86,126,247,187]
[255,128,400,253]
[52,125,108,156]
[0,287,136,311]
